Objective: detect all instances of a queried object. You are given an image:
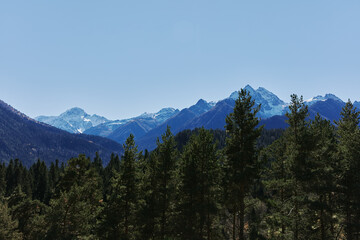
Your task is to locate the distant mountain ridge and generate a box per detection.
[35,85,351,150]
[135,88,348,150]
[83,107,180,144]
[229,85,286,118]
[36,107,179,135]
[36,107,109,134]
[0,100,123,166]
[1,85,351,166]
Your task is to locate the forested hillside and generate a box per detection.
[1,90,359,239]
[0,100,123,166]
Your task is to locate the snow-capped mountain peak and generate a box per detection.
[306,94,343,106]
[138,108,179,122]
[229,91,239,100]
[60,107,86,117]
[228,85,286,118]
[153,108,180,123]
[256,87,285,106]
[244,84,256,93]
[35,107,109,134]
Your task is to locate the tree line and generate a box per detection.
[1,89,359,239]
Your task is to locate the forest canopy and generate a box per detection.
[0,90,358,240]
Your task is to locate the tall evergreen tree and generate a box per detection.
[177,128,221,240]
[137,151,159,240]
[0,163,5,197]
[155,126,178,240]
[46,155,102,240]
[103,153,121,200]
[335,100,360,240]
[283,94,311,240]
[0,200,22,240]
[30,160,49,203]
[262,136,293,239]
[224,89,263,240]
[5,159,15,196]
[8,187,48,240]
[98,134,140,240]
[92,152,105,199]
[12,160,23,192]
[48,160,60,199]
[307,114,338,239]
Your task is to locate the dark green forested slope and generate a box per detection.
[1,90,360,239]
[0,100,123,167]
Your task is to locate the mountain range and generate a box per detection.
[36,107,109,134]
[0,100,123,166]
[34,84,354,150]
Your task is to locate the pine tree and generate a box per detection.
[98,134,140,240]
[0,200,22,240]
[224,89,263,240]
[8,187,48,239]
[0,163,5,197]
[30,160,49,202]
[262,136,293,239]
[12,160,23,192]
[155,126,178,240]
[137,151,159,240]
[307,114,338,239]
[284,94,311,240]
[177,128,221,240]
[103,153,121,201]
[48,160,60,199]
[92,152,104,176]
[46,155,102,239]
[335,100,360,239]
[92,152,105,200]
[6,159,15,196]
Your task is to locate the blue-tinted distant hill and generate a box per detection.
[33,85,354,151]
[0,100,123,166]
[137,96,347,150]
[137,99,215,150]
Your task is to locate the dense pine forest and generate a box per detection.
[1,89,359,240]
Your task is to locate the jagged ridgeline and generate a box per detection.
[34,85,356,151]
[0,100,123,167]
[1,89,360,239]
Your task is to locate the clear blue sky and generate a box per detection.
[1,0,360,119]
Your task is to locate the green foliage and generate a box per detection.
[262,137,293,239]
[224,89,263,240]
[177,128,222,240]
[8,187,48,240]
[30,160,49,203]
[3,92,360,240]
[0,200,22,240]
[46,155,102,240]
[283,94,312,240]
[336,100,360,239]
[0,163,5,197]
[136,151,160,239]
[306,115,338,239]
[98,134,140,240]
[153,126,179,239]
[103,153,121,200]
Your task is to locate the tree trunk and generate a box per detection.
[239,186,245,240]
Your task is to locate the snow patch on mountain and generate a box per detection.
[35,107,109,134]
[229,85,286,118]
[83,107,180,137]
[305,94,343,106]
